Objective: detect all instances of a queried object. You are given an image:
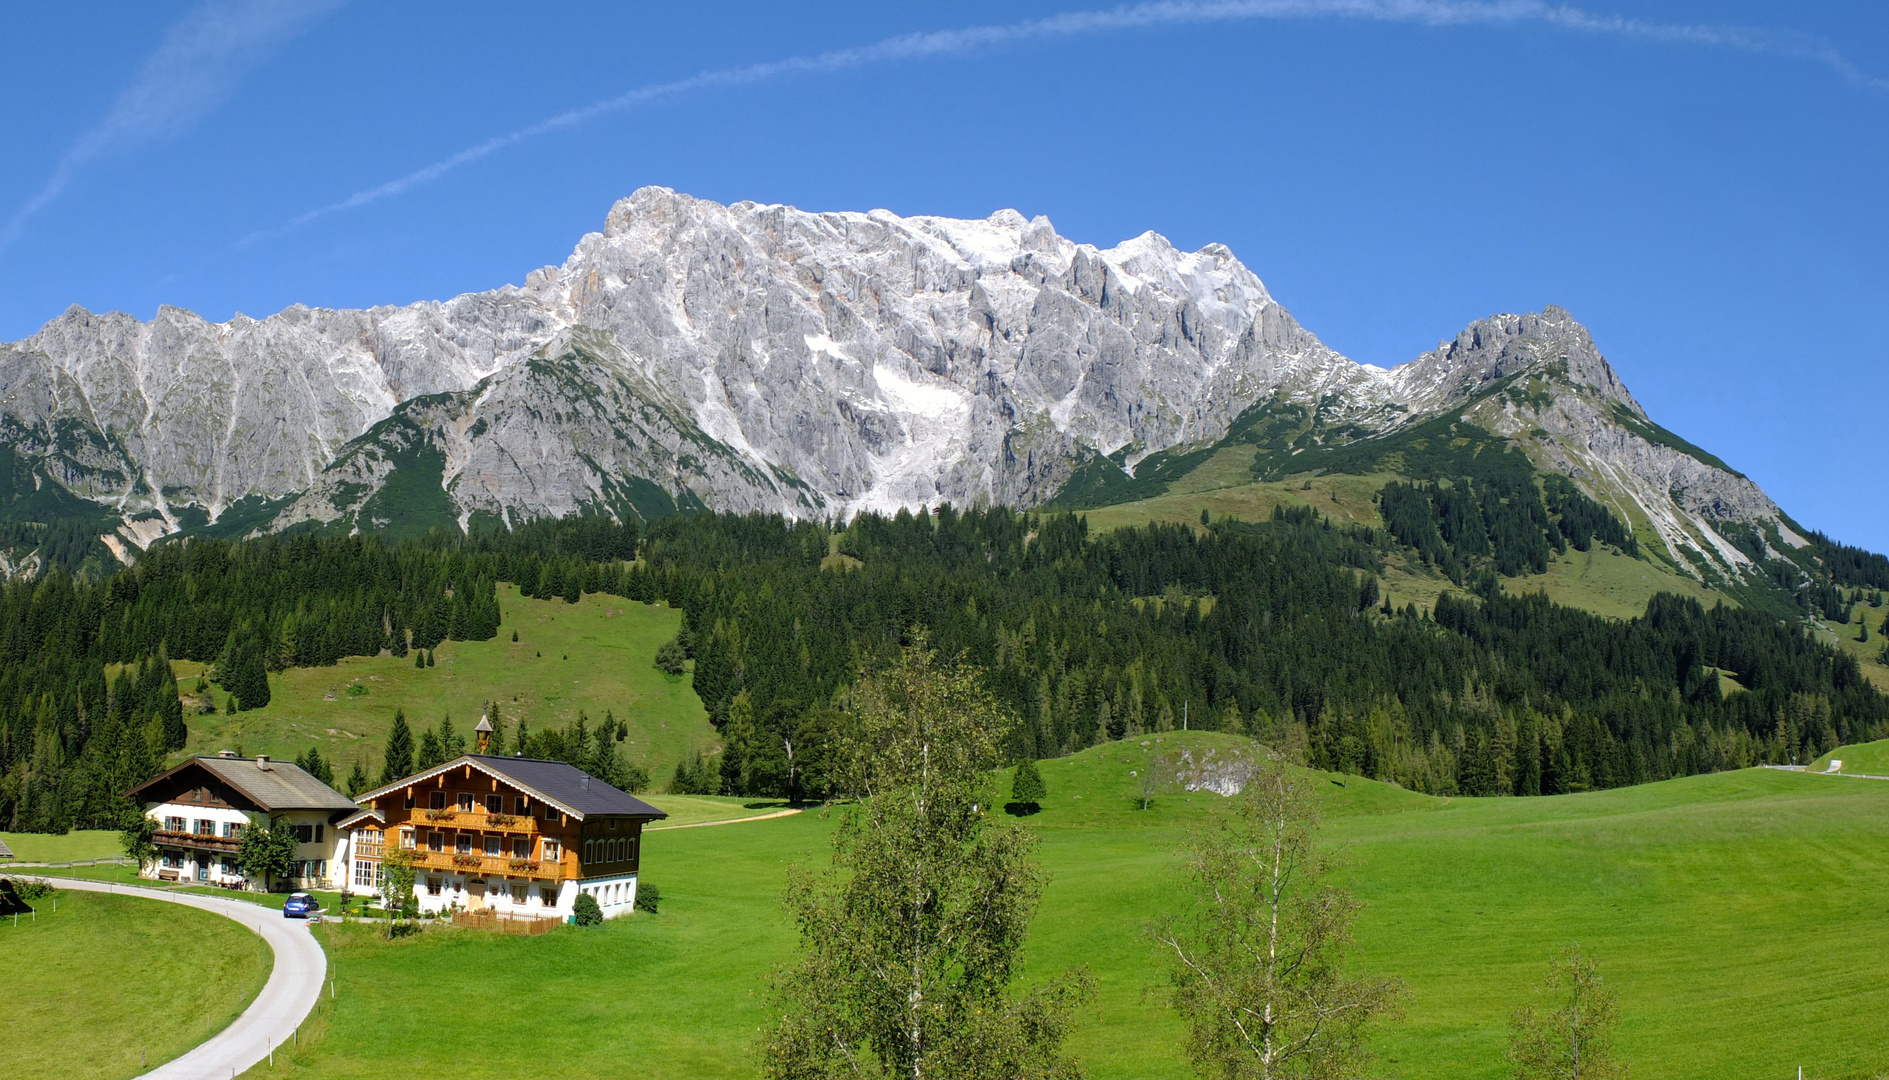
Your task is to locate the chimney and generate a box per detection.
[256,754,271,770]
[580,775,590,791]
[217,749,237,758]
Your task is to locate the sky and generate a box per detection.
[2,1,1886,549]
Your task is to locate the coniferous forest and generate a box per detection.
[2,503,1883,831]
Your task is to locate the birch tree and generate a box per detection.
[1506,945,1627,1080]
[764,635,1092,1080]
[1152,757,1403,1079]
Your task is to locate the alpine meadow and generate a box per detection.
[6,7,1889,1074]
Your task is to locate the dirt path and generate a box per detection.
[648,807,803,831]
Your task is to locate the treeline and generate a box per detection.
[634,505,1882,800]
[1377,472,1637,585]
[8,498,1886,830]
[1,532,507,831]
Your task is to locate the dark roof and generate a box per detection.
[128,755,358,813]
[356,754,667,822]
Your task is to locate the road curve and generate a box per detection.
[54,878,327,1080]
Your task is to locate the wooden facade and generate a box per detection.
[347,755,664,919]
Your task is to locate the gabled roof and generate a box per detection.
[336,807,384,830]
[356,754,668,822]
[128,755,358,814]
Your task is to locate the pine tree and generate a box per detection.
[380,709,415,785]
[415,649,425,669]
[1009,757,1046,812]
[345,758,369,797]
[417,727,445,771]
[296,745,335,787]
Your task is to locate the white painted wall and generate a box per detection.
[141,803,346,891]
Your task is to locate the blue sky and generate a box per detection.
[4,1,1886,550]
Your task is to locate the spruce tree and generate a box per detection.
[380,709,415,785]
[296,745,334,787]
[1009,757,1046,812]
[417,727,445,771]
[345,758,369,797]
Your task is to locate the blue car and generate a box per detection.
[282,892,320,919]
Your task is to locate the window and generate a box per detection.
[539,886,557,905]
[426,877,443,896]
[485,793,503,814]
[609,818,618,831]
[428,831,444,852]
[315,823,324,843]
[541,803,559,822]
[221,858,238,875]
[164,815,185,832]
[456,793,474,812]
[222,821,242,838]
[400,828,415,850]
[483,835,501,857]
[430,790,446,810]
[404,792,415,810]
[583,840,593,864]
[512,836,529,859]
[162,852,183,869]
[455,833,473,855]
[510,883,527,904]
[354,860,378,888]
[541,839,560,862]
[515,796,530,815]
[195,818,215,836]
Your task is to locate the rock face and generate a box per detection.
[0,187,1800,576]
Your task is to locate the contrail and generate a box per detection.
[251,0,1886,240]
[0,0,344,255]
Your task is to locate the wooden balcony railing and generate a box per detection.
[155,829,240,853]
[408,809,541,834]
[410,849,564,879]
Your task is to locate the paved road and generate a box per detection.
[55,878,328,1080]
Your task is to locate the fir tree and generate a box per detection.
[380,709,415,785]
[295,745,335,787]
[345,758,369,797]
[1008,757,1045,813]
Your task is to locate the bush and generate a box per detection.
[7,877,56,901]
[654,638,687,675]
[637,882,660,913]
[572,892,603,926]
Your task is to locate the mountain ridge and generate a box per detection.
[0,186,1839,606]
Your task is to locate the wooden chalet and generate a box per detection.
[125,750,358,889]
[344,751,667,921]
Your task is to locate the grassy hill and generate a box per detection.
[174,584,713,784]
[263,734,1889,1080]
[1812,737,1889,776]
[0,889,271,1080]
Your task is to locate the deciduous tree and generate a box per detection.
[1506,945,1627,1080]
[1152,757,1404,1079]
[763,635,1092,1080]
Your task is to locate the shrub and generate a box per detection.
[8,877,56,901]
[654,637,687,675]
[572,892,603,926]
[636,883,660,913]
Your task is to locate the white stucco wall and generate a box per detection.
[141,803,345,891]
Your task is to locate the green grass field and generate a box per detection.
[0,828,123,863]
[642,795,793,828]
[1813,737,1889,776]
[0,888,272,1080]
[246,733,1889,1080]
[180,584,712,783]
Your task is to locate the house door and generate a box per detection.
[466,879,486,910]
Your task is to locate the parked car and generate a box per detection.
[283,892,321,919]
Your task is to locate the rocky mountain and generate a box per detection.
[0,187,1814,587]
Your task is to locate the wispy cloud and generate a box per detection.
[255,0,1884,239]
[1,0,342,254]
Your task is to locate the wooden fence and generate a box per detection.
[451,909,562,935]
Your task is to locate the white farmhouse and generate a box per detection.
[126,750,358,891]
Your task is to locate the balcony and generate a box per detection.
[410,849,566,880]
[155,829,239,854]
[411,809,540,834]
